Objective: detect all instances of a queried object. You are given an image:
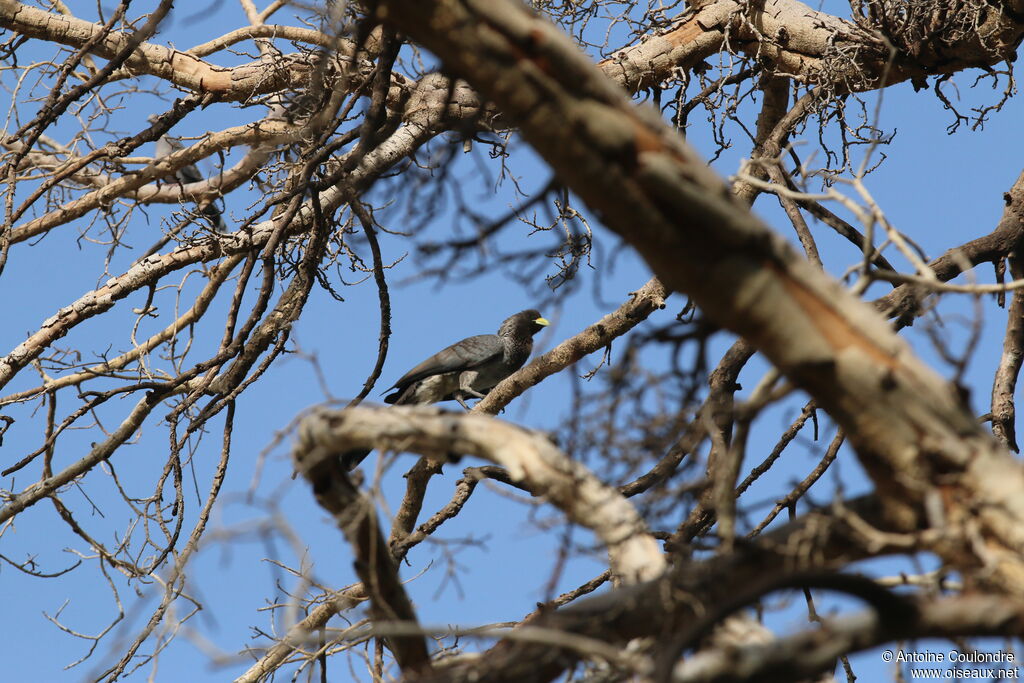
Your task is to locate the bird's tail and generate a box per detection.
[340,449,372,471]
[351,390,412,468]
[383,385,414,405]
[201,202,227,233]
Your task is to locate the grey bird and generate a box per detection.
[149,119,226,232]
[341,309,550,470]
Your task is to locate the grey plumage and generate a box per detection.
[384,310,549,407]
[152,129,226,232]
[341,309,549,469]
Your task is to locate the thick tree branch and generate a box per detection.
[0,0,335,100]
[992,254,1024,452]
[293,437,433,677]
[371,0,1024,598]
[673,594,1024,683]
[423,495,895,682]
[295,405,666,584]
[601,0,1023,94]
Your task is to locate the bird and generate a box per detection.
[148,117,226,232]
[341,309,550,470]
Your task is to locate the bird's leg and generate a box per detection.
[456,373,487,409]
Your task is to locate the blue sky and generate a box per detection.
[2,2,1023,681]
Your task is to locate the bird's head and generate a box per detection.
[501,309,549,337]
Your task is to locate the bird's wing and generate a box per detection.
[155,135,225,230]
[200,202,226,232]
[154,135,181,160]
[175,163,204,186]
[389,334,503,390]
[155,136,204,185]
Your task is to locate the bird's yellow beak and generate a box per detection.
[535,317,550,327]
